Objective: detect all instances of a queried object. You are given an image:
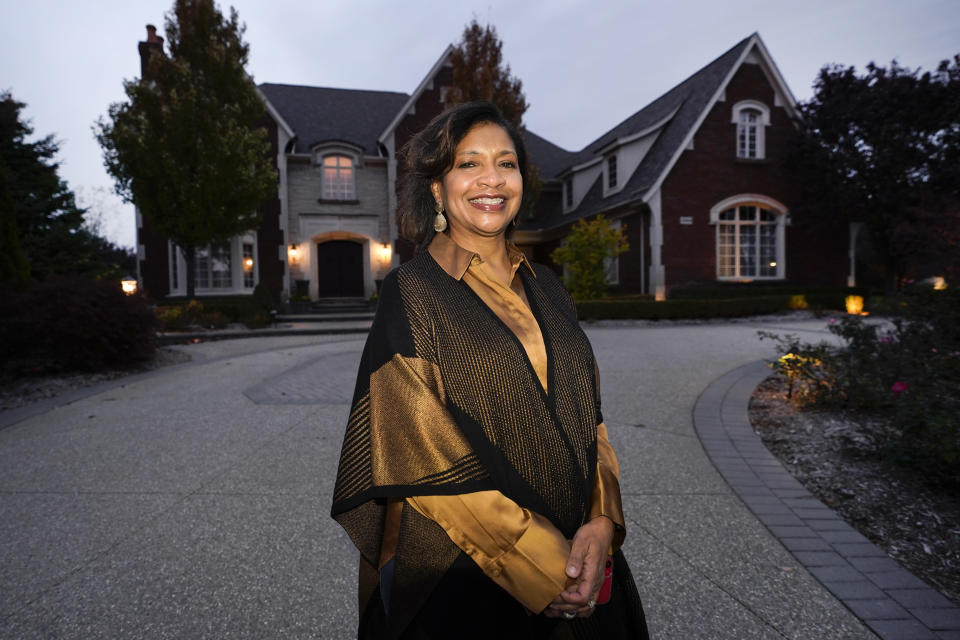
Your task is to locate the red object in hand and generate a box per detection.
[596,556,613,604]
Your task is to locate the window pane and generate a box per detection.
[719,208,736,221]
[607,155,617,188]
[243,242,255,288]
[170,244,179,290]
[759,209,775,222]
[210,243,232,288]
[718,224,736,277]
[759,224,777,276]
[739,206,757,221]
[195,247,210,289]
[739,225,757,277]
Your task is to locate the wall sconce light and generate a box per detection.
[243,257,254,270]
[288,244,300,261]
[121,275,138,295]
[378,242,392,264]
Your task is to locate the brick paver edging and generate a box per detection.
[693,360,960,640]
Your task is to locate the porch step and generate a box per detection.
[274,313,374,323]
[283,297,375,315]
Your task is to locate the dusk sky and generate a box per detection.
[2,0,958,248]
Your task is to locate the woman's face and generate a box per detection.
[431,122,522,246]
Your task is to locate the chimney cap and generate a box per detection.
[145,24,163,44]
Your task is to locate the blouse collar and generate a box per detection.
[428,231,535,281]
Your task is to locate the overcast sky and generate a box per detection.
[2,0,958,248]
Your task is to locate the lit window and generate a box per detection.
[243,242,255,288]
[607,155,618,188]
[717,206,780,278]
[322,155,355,200]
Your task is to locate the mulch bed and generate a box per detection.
[750,374,960,605]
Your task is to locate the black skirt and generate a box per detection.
[362,551,650,640]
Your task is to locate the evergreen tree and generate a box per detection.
[551,215,629,301]
[793,56,960,289]
[0,92,99,282]
[447,20,540,218]
[96,0,276,298]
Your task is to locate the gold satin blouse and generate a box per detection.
[395,232,626,614]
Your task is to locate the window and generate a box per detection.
[738,109,760,158]
[322,154,355,200]
[170,242,179,290]
[731,101,770,159]
[169,235,258,295]
[563,177,573,208]
[717,205,780,279]
[195,242,233,289]
[607,155,618,188]
[242,242,255,288]
[604,219,622,285]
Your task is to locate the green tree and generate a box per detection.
[96,0,276,298]
[551,215,628,301]
[447,19,540,219]
[0,164,30,287]
[793,56,960,289]
[0,92,101,282]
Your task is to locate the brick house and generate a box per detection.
[134,31,851,301]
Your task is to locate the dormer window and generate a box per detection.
[563,177,573,208]
[607,155,618,188]
[731,101,770,159]
[322,154,355,200]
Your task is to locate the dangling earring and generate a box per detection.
[433,201,447,232]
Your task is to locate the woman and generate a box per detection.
[331,101,649,639]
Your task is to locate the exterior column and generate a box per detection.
[648,188,666,300]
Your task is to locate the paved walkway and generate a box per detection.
[0,318,956,638]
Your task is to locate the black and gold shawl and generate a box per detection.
[331,250,645,638]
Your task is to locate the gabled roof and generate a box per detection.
[379,45,455,146]
[527,33,794,231]
[523,129,575,180]
[259,83,409,155]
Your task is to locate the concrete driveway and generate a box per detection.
[0,319,880,639]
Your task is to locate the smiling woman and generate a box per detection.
[330,102,649,639]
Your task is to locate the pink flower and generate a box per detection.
[931,348,937,353]
[891,381,909,395]
[880,336,892,343]
[829,318,837,324]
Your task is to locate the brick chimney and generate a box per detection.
[138,24,165,79]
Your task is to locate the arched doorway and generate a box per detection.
[316,240,364,297]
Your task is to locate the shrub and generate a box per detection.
[761,288,960,485]
[0,277,156,376]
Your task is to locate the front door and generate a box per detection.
[317,240,364,297]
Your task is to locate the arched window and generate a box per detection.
[322,154,355,200]
[711,195,787,280]
[731,101,770,159]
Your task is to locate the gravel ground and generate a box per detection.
[750,374,960,605]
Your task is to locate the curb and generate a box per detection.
[693,360,960,640]
[157,324,371,345]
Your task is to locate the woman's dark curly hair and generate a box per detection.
[398,101,527,249]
